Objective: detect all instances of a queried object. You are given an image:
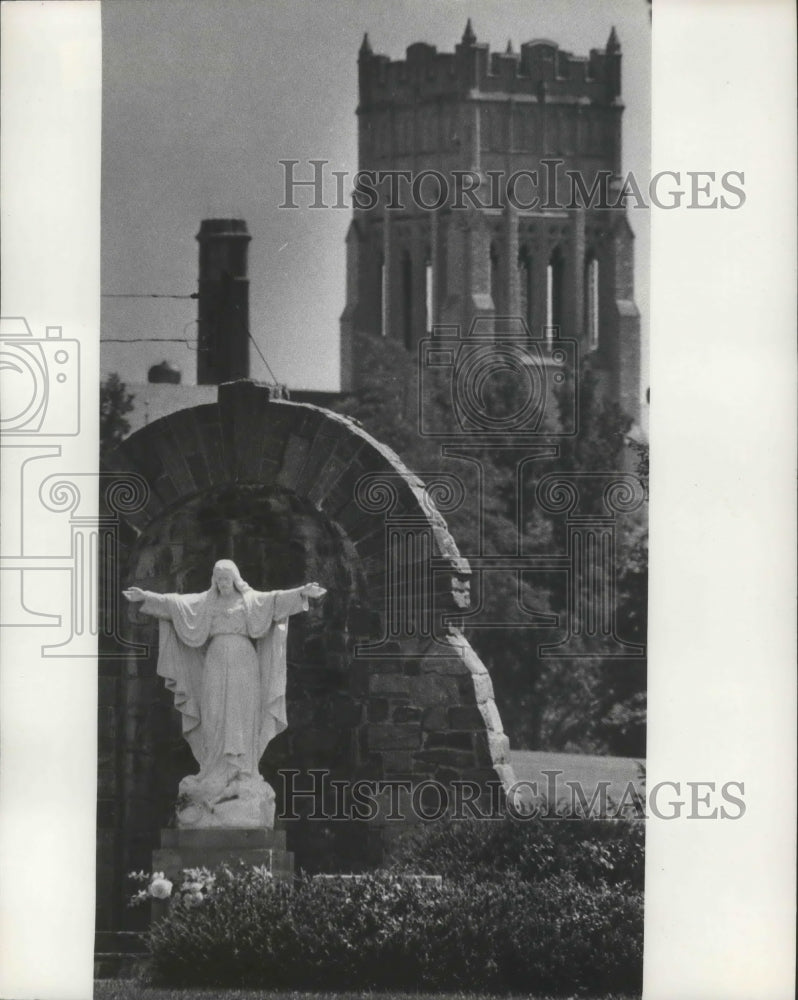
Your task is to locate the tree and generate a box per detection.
[335,334,648,753]
[100,372,135,459]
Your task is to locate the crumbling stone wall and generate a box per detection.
[98,380,511,929]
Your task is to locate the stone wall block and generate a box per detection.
[275,433,312,492]
[367,725,422,751]
[471,673,495,704]
[271,411,327,490]
[381,750,414,775]
[369,674,411,698]
[392,705,423,724]
[312,437,366,507]
[240,405,291,482]
[289,405,328,442]
[408,673,460,706]
[119,427,165,487]
[477,698,504,734]
[152,423,202,501]
[433,765,462,786]
[192,406,229,485]
[254,416,294,469]
[306,454,353,510]
[151,473,179,509]
[166,409,212,492]
[421,706,448,730]
[218,381,267,474]
[425,731,473,751]
[367,699,390,722]
[291,727,351,763]
[318,471,359,521]
[473,731,511,766]
[413,747,475,769]
[447,705,484,730]
[294,420,354,499]
[333,498,385,543]
[419,654,470,676]
[348,661,372,697]
[328,696,364,728]
[460,641,490,676]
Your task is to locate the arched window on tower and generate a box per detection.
[546,247,564,337]
[481,107,491,151]
[585,253,600,350]
[377,253,385,337]
[425,252,433,333]
[402,251,413,350]
[490,243,501,314]
[518,246,533,334]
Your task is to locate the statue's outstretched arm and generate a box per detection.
[256,582,326,622]
[122,587,171,619]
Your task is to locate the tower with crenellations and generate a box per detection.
[340,21,641,423]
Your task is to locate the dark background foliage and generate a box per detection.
[333,333,648,756]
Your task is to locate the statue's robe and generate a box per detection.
[140,586,308,826]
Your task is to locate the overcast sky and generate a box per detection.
[101,0,650,391]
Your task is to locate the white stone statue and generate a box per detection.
[123,560,326,829]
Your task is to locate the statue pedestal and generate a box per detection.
[151,826,294,917]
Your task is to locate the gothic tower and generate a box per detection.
[340,23,641,423]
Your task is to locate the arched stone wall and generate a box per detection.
[98,380,512,927]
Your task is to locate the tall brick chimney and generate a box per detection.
[196,218,251,385]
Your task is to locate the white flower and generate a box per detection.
[149,877,173,900]
[184,891,203,908]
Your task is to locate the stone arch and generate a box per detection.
[99,380,512,915]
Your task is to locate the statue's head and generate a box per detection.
[211,559,250,597]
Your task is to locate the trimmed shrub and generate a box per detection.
[146,865,643,994]
[389,812,644,890]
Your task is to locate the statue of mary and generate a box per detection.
[123,560,326,829]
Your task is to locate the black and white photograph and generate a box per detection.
[0,2,795,999]
[98,1,651,993]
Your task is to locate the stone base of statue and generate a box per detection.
[175,773,276,829]
[151,826,294,919]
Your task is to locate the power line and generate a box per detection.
[247,331,279,386]
[102,301,281,385]
[102,293,198,299]
[227,298,280,386]
[102,337,198,351]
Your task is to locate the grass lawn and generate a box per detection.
[94,984,639,1000]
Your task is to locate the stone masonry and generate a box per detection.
[97,380,513,932]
